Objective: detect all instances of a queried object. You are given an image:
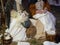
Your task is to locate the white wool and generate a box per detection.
[43,41,57,45]
[17,42,30,45]
[43,41,52,45]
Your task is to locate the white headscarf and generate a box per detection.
[35,0,44,10]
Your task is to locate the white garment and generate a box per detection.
[33,11,56,32]
[35,0,44,10]
[5,11,30,45]
[6,17,27,42]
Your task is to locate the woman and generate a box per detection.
[33,0,56,41]
[6,10,30,45]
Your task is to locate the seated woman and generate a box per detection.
[5,10,30,45]
[33,0,56,41]
[29,0,51,17]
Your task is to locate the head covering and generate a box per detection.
[35,0,44,10]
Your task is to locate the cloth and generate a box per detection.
[43,41,56,45]
[6,18,27,42]
[35,0,44,10]
[43,41,60,45]
[5,10,29,42]
[33,11,56,33]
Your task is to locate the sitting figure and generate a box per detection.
[32,0,56,41]
[5,10,30,45]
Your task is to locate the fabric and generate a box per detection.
[43,41,56,45]
[33,11,56,33]
[35,0,44,10]
[6,18,27,42]
[5,11,29,42]
[43,41,60,45]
